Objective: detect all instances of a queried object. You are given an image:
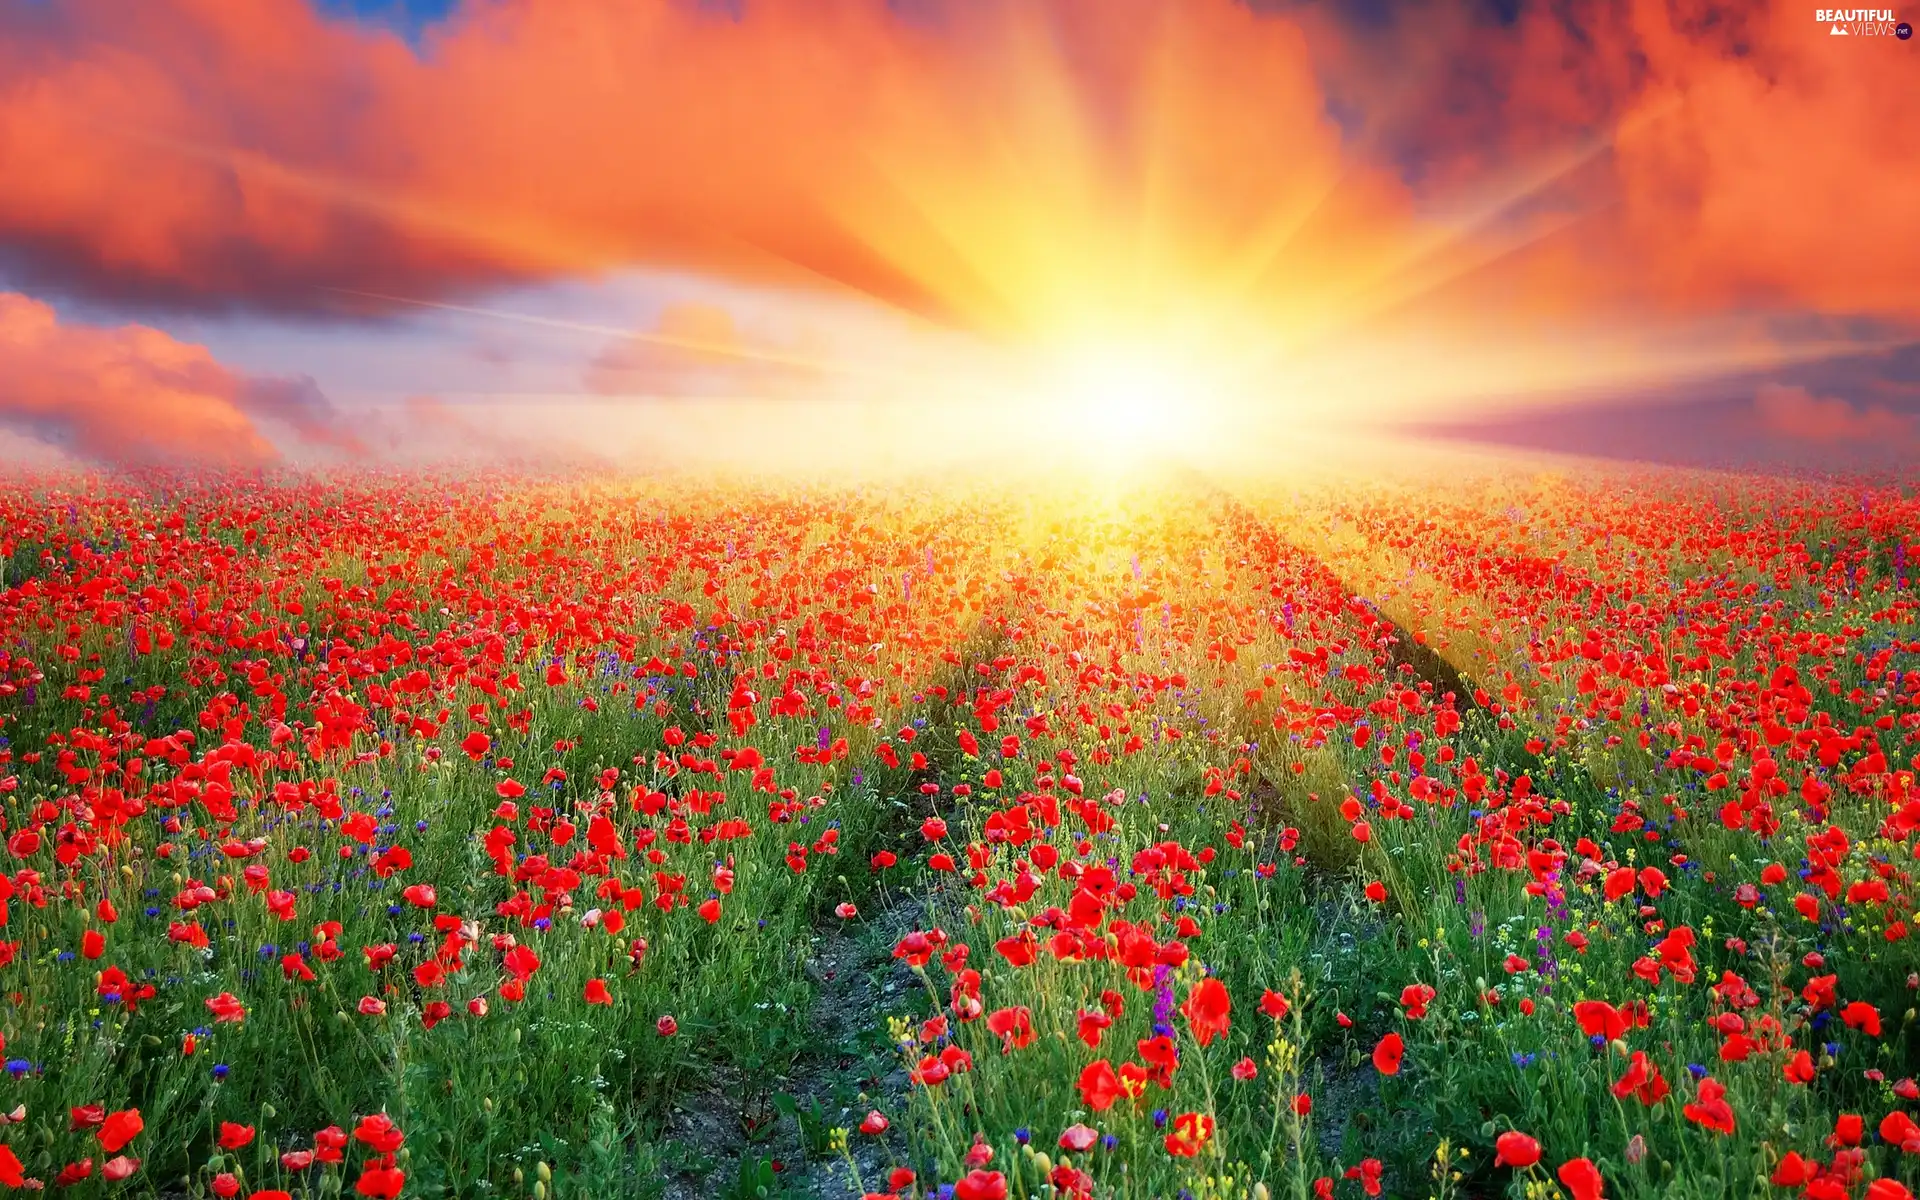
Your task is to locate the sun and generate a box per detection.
[1037,344,1227,463]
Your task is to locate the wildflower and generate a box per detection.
[1372,1032,1404,1076]
[205,993,246,1023]
[1881,1110,1920,1151]
[1682,1077,1735,1135]
[1182,978,1231,1047]
[98,1109,143,1154]
[1077,1060,1121,1111]
[953,1169,1007,1200]
[1611,1051,1669,1105]
[1341,1158,1383,1197]
[1494,1130,1540,1167]
[1164,1112,1213,1157]
[1557,1158,1604,1200]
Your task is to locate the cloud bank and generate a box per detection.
[0,292,354,465]
[0,0,1912,467]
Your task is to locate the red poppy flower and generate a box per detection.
[1342,1158,1383,1197]
[1783,1050,1816,1084]
[1881,1110,1920,1151]
[1682,1077,1736,1135]
[1077,1059,1121,1111]
[1771,1151,1813,1186]
[1610,1051,1669,1106]
[953,1169,1007,1200]
[1556,1158,1604,1200]
[1163,1112,1214,1157]
[205,993,246,1023]
[1494,1130,1540,1168]
[985,1006,1034,1052]
[1182,978,1231,1047]
[354,1161,406,1199]
[1372,1032,1404,1076]
[1840,1001,1882,1036]
[352,1115,404,1154]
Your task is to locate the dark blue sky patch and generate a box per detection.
[313,0,458,39]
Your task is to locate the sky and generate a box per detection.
[0,0,1915,476]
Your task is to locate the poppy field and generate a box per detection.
[0,464,1916,1200]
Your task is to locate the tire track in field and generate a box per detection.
[657,528,1030,1199]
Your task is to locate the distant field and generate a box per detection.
[0,467,1915,1200]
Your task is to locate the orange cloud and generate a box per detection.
[1353,0,1920,320]
[1605,2,1919,318]
[1753,382,1915,445]
[0,0,1407,337]
[0,291,351,466]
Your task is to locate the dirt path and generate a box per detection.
[657,900,921,1199]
